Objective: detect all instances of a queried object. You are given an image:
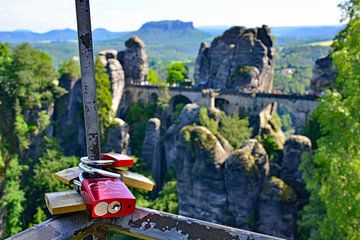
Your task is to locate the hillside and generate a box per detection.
[0,21,343,67]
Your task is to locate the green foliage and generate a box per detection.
[1,43,62,109]
[234,65,254,79]
[94,57,113,138]
[302,115,321,149]
[125,101,157,157]
[1,155,27,237]
[261,135,282,162]
[30,207,47,227]
[198,108,252,149]
[199,108,218,135]
[219,114,252,149]
[28,137,78,224]
[147,68,161,85]
[274,45,330,94]
[0,43,12,75]
[59,58,80,79]
[299,2,360,238]
[172,103,185,124]
[166,62,188,85]
[14,109,30,151]
[151,180,178,213]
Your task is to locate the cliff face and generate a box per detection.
[143,103,312,239]
[310,55,337,93]
[194,25,275,92]
[52,36,149,155]
[118,36,149,84]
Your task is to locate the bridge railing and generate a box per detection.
[127,84,318,101]
[8,207,284,240]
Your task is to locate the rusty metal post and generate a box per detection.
[75,0,101,160]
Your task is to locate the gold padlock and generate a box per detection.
[45,190,86,215]
[115,170,155,191]
[54,167,81,184]
[54,166,154,191]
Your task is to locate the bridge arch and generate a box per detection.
[169,95,192,113]
[215,98,230,114]
[149,92,159,104]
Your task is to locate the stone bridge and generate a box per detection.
[125,85,318,132]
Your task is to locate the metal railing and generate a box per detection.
[8,207,284,240]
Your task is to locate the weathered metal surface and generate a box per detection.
[75,0,101,160]
[9,207,285,240]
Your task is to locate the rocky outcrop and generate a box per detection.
[53,74,86,156]
[311,55,336,93]
[102,118,129,154]
[194,25,274,91]
[163,103,201,169]
[258,177,298,239]
[280,135,312,206]
[224,140,269,229]
[177,125,232,224]
[118,36,149,84]
[142,118,164,189]
[99,50,125,114]
[258,103,286,149]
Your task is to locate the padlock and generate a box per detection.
[80,154,133,169]
[79,173,136,218]
[45,190,86,215]
[113,169,155,191]
[101,153,134,168]
[55,166,154,191]
[54,167,81,185]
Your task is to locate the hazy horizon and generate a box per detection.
[0,0,344,32]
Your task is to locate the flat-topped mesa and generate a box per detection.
[194,25,275,92]
[139,20,195,31]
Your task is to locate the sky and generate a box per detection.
[0,0,344,32]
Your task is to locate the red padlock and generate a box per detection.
[80,177,136,218]
[80,153,134,169]
[101,153,134,168]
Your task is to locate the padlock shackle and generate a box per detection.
[79,163,121,178]
[80,157,114,166]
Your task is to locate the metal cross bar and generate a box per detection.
[75,0,101,160]
[8,207,285,240]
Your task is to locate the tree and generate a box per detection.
[94,58,113,138]
[299,1,360,238]
[147,68,161,85]
[59,58,80,80]
[0,155,27,237]
[166,62,188,85]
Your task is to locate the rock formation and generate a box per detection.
[102,118,129,154]
[118,36,149,84]
[177,125,232,224]
[194,25,274,92]
[258,103,286,148]
[142,118,164,189]
[53,74,86,156]
[163,103,201,169]
[280,135,312,206]
[224,140,269,229]
[99,50,125,115]
[311,55,337,93]
[257,177,298,239]
[139,20,195,31]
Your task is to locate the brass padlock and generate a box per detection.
[54,167,81,184]
[115,170,155,191]
[45,190,86,215]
